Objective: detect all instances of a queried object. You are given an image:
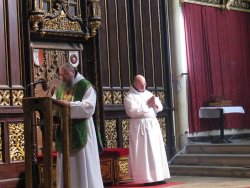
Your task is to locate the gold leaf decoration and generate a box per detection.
[0,90,10,106]
[0,124,2,161]
[103,91,112,104]
[12,90,24,106]
[44,11,81,31]
[113,91,122,104]
[105,119,117,148]
[122,119,130,148]
[158,117,167,144]
[9,123,25,161]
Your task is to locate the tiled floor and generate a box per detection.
[166,176,250,188]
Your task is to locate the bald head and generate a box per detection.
[133,75,146,92]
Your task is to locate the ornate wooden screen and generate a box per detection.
[0,0,102,187]
[0,0,25,187]
[98,0,175,157]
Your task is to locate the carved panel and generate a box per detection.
[12,90,24,106]
[44,11,81,31]
[9,122,25,162]
[103,91,112,104]
[113,91,122,104]
[156,91,166,104]
[118,159,128,176]
[0,123,2,162]
[100,158,113,182]
[38,164,57,187]
[0,90,10,106]
[105,119,117,148]
[31,44,82,97]
[158,117,167,144]
[116,157,131,181]
[122,119,129,148]
[29,0,101,39]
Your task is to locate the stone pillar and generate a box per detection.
[168,0,189,151]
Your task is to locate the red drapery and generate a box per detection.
[183,3,250,133]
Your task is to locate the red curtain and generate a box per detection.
[183,3,250,133]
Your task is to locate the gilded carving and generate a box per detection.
[122,119,129,148]
[0,90,10,106]
[12,90,24,106]
[118,160,129,176]
[33,49,66,96]
[202,0,221,3]
[29,0,101,39]
[100,158,113,179]
[30,10,45,31]
[113,91,122,104]
[229,0,250,9]
[182,0,221,4]
[39,164,57,187]
[157,91,165,104]
[88,0,102,37]
[105,119,117,148]
[44,11,81,31]
[0,124,2,162]
[158,117,167,144]
[103,91,112,104]
[152,91,165,104]
[9,123,25,161]
[182,0,250,11]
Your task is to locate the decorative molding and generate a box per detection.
[29,0,101,39]
[182,0,250,12]
[43,10,81,32]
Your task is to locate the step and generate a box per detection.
[185,144,250,154]
[169,165,250,178]
[173,154,250,167]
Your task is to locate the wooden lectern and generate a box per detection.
[23,97,71,188]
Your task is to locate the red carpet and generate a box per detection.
[105,182,184,188]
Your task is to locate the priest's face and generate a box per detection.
[59,68,74,90]
[133,76,146,92]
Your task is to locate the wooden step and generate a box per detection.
[169,165,250,178]
[185,144,250,154]
[173,154,250,167]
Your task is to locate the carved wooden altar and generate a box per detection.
[23,97,70,188]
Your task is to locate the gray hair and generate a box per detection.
[60,63,75,72]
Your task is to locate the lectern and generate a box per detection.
[23,97,71,188]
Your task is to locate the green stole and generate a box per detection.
[55,79,92,152]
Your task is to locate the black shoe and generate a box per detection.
[144,180,167,186]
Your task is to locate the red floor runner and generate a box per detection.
[105,182,184,188]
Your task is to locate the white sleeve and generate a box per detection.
[154,97,163,113]
[124,94,149,118]
[69,86,96,119]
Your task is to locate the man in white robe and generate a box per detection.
[53,63,103,188]
[124,75,170,185]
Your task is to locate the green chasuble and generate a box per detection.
[55,79,92,152]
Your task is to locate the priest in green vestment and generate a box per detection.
[53,63,103,188]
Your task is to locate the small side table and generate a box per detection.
[199,106,245,143]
